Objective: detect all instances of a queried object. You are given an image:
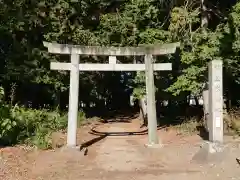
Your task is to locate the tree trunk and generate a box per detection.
[202,87,209,131]
[133,56,148,126]
[201,0,210,130]
[139,95,147,126]
[201,0,208,29]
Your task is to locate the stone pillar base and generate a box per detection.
[192,141,226,164]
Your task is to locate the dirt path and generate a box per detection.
[1,117,240,180]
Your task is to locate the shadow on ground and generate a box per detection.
[196,126,209,141]
[80,134,108,150]
[79,104,207,149]
[89,125,166,136]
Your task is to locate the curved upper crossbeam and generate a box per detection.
[43,41,180,56]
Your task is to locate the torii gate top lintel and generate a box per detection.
[43,41,180,56]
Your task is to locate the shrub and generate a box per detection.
[0,95,86,149]
[0,104,18,143]
[223,109,240,136]
[173,117,200,135]
[0,105,67,147]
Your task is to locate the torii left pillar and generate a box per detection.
[67,54,80,147]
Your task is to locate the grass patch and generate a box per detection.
[166,117,202,135]
[0,104,86,149]
[223,109,240,136]
[174,119,200,135]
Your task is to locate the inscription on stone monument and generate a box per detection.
[208,60,223,143]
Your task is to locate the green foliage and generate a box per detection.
[131,72,146,100]
[0,95,86,149]
[167,6,221,96]
[0,105,17,140]
[0,0,239,100]
[218,1,240,84]
[0,104,65,147]
[174,118,200,135]
[2,0,240,144]
[0,87,4,101]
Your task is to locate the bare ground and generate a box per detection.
[1,117,240,180]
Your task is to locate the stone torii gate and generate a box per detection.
[43,41,180,148]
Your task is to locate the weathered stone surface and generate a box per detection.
[43,41,180,55]
[208,60,223,143]
[50,62,172,71]
[192,142,226,164]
